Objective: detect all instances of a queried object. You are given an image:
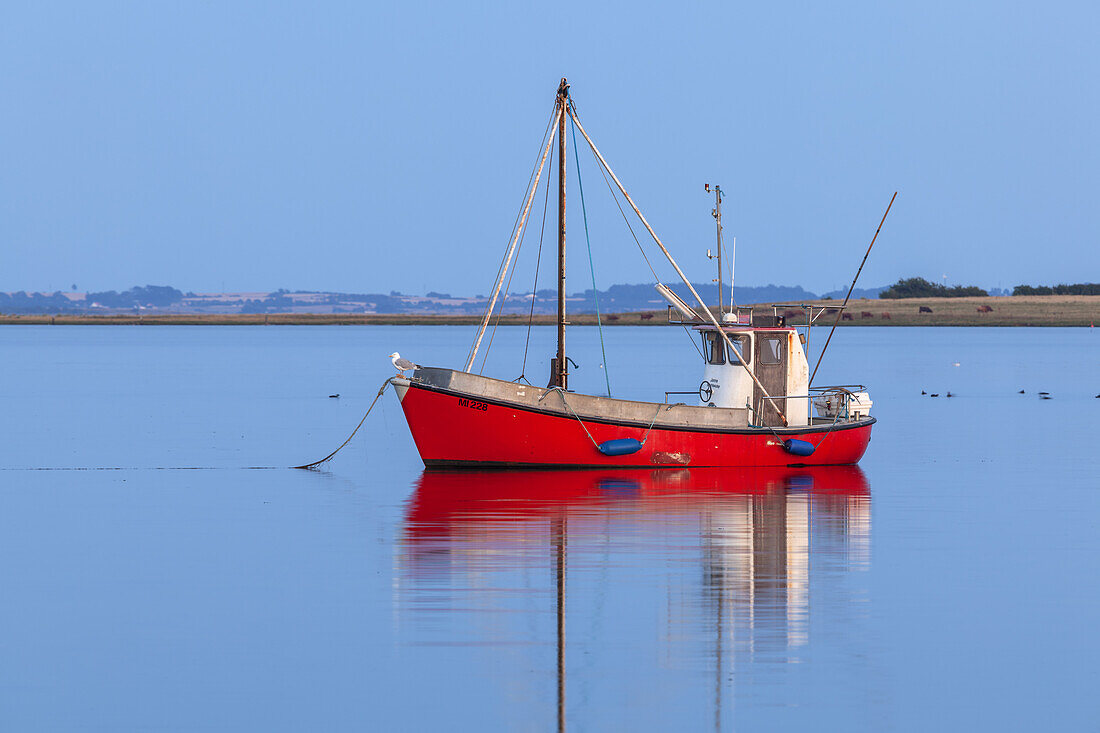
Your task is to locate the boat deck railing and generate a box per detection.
[657,382,869,426]
[757,385,869,425]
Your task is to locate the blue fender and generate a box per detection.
[598,438,644,456]
[783,439,816,457]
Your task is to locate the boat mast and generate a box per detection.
[551,78,570,389]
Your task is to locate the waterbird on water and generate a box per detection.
[921,390,927,395]
[1019,390,1025,394]
[946,392,953,397]
[930,393,939,397]
[390,352,419,374]
[329,394,340,399]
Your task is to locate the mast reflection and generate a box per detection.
[399,466,870,730]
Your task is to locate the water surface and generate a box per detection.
[1,325,1096,730]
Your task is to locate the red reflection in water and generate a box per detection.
[399,466,871,732]
[405,465,868,536]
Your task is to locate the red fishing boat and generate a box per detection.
[392,79,877,469]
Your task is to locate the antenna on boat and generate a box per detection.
[705,183,724,314]
[729,236,736,308]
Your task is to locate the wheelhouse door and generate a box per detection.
[753,333,788,426]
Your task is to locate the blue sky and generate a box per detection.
[1,1,1096,295]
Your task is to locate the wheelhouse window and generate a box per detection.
[701,331,750,366]
[702,331,725,365]
[759,336,783,365]
[727,334,748,365]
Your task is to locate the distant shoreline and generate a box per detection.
[1,296,1096,327]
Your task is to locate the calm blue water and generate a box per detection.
[1,325,1097,731]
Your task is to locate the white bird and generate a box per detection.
[389,352,419,373]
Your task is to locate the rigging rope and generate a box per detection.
[540,387,664,449]
[681,323,706,360]
[465,102,559,369]
[479,178,533,374]
[293,380,391,469]
[481,111,562,375]
[751,391,847,453]
[518,145,554,383]
[575,101,660,283]
[569,114,612,397]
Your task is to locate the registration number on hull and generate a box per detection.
[457,397,489,412]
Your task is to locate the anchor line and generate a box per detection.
[293,380,392,470]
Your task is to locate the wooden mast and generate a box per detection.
[552,78,570,389]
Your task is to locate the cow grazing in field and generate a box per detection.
[919,306,933,314]
[606,314,619,321]
[977,305,994,313]
[842,313,854,321]
[640,313,654,321]
[861,311,873,319]
[881,313,892,320]
[825,308,840,315]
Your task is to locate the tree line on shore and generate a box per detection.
[877,277,1098,299]
[1010,283,1100,296]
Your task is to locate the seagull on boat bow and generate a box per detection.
[389,352,419,374]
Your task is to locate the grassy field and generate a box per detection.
[783,295,1100,327]
[1,296,1097,326]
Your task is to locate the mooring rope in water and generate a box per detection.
[0,466,279,471]
[293,380,391,470]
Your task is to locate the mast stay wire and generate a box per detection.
[465,103,562,371]
[517,144,554,383]
[569,112,613,397]
[465,102,559,368]
[567,105,788,425]
[681,324,706,360]
[571,98,705,365]
[572,100,660,283]
[466,106,553,368]
[479,155,541,374]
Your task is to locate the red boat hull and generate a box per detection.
[396,381,873,468]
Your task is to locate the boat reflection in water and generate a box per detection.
[399,467,870,730]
